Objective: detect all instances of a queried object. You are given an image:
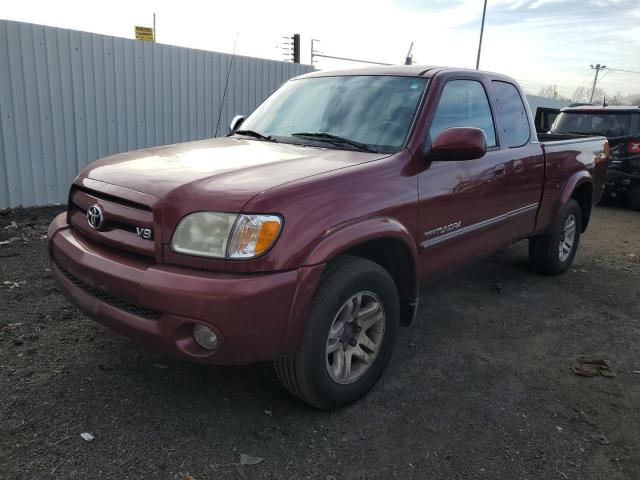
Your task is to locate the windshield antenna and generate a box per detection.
[215,33,239,138]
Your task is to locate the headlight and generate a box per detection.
[171,212,282,259]
[227,214,282,258]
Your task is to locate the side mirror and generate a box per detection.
[229,115,245,134]
[428,127,487,161]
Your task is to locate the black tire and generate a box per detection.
[529,199,582,275]
[274,255,399,410]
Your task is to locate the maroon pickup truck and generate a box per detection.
[48,66,609,409]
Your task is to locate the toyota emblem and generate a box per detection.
[86,204,105,230]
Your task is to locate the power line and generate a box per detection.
[608,67,640,75]
[518,83,574,94]
[311,53,392,66]
[596,69,612,84]
[576,71,595,91]
[513,77,570,89]
[514,79,574,97]
[509,64,639,101]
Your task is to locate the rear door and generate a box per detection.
[489,80,545,239]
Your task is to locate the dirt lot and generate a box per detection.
[1,203,639,480]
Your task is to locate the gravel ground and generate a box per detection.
[1,202,639,480]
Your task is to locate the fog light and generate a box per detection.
[621,178,631,186]
[193,324,218,351]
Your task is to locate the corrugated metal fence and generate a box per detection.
[0,20,313,208]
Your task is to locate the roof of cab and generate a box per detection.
[295,65,517,83]
[562,105,640,112]
[297,65,442,78]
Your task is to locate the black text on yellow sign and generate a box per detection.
[135,26,154,42]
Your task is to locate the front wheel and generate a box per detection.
[529,199,582,275]
[274,256,399,409]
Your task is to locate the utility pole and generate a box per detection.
[475,0,488,69]
[589,64,606,103]
[405,41,414,65]
[292,34,300,63]
[153,13,156,42]
[311,39,319,67]
[279,34,300,63]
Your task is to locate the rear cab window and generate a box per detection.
[429,79,497,148]
[490,81,531,147]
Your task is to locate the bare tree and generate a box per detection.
[571,86,640,105]
[538,85,556,98]
[572,86,594,103]
[623,93,640,105]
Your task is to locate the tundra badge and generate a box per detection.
[424,221,462,238]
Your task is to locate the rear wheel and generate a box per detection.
[274,256,399,409]
[529,199,582,275]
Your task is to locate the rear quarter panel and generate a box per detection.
[536,137,608,233]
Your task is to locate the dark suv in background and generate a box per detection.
[548,105,640,210]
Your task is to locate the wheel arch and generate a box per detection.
[570,182,593,232]
[303,217,420,326]
[559,173,593,233]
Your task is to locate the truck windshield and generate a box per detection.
[238,76,428,153]
[551,111,640,137]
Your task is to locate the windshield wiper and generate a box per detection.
[291,132,377,153]
[234,129,277,142]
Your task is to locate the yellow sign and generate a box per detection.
[135,26,154,42]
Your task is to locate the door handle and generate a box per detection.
[514,160,524,173]
[494,163,506,176]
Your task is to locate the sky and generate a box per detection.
[2,0,640,98]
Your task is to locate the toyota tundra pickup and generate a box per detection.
[48,66,609,409]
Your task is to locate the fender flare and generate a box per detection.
[278,217,420,355]
[305,216,420,325]
[559,170,593,206]
[557,171,594,231]
[303,216,419,267]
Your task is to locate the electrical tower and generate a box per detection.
[279,34,301,63]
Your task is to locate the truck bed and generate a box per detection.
[537,132,600,143]
[534,134,609,234]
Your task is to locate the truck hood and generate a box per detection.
[82,136,386,211]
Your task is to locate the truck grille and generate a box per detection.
[68,187,157,258]
[54,260,160,321]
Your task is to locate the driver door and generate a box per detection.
[416,78,512,281]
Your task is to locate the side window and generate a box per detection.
[429,79,497,148]
[491,81,531,147]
